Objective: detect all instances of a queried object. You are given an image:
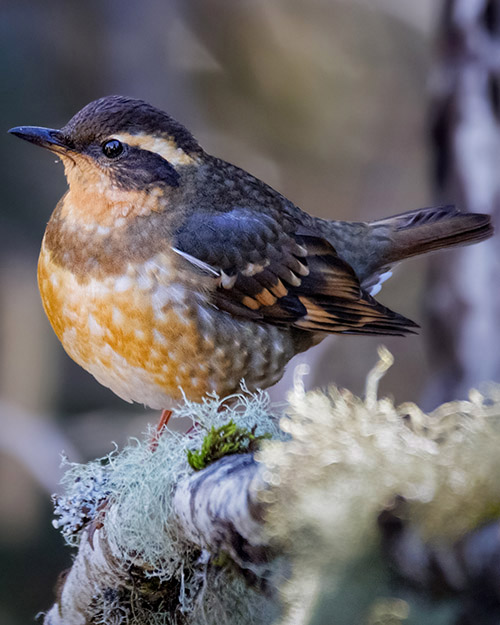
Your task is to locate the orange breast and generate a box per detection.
[37,241,218,406]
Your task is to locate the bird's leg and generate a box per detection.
[153,398,235,447]
[150,409,172,452]
[186,421,200,436]
[158,408,173,431]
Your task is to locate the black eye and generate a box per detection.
[102,139,123,158]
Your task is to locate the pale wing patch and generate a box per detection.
[112,306,124,325]
[241,260,270,277]
[172,247,219,276]
[368,270,393,296]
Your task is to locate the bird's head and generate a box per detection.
[9,95,202,192]
[9,96,203,228]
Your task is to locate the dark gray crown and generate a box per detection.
[62,95,201,153]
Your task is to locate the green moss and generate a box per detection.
[187,420,272,471]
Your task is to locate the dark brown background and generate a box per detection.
[1,1,495,623]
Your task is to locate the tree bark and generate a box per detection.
[426,0,500,406]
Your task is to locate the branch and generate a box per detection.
[44,454,272,625]
[173,454,271,569]
[43,350,500,625]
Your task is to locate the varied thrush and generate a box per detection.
[9,96,493,409]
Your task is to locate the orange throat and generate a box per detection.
[59,154,167,229]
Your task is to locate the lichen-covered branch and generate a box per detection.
[43,351,500,625]
[44,454,273,625]
[44,391,281,625]
[44,526,131,625]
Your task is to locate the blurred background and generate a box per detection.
[1,0,498,622]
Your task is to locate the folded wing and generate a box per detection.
[173,207,418,336]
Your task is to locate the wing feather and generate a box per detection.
[173,208,417,335]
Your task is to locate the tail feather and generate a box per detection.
[372,205,493,264]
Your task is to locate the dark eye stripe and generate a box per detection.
[108,145,180,190]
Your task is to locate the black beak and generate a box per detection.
[8,126,69,152]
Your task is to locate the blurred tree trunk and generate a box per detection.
[425,0,500,406]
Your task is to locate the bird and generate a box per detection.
[9,95,493,412]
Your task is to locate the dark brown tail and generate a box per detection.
[372,205,493,264]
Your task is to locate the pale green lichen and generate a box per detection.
[55,386,283,625]
[257,346,500,624]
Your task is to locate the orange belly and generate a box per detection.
[38,242,220,406]
[37,241,296,407]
